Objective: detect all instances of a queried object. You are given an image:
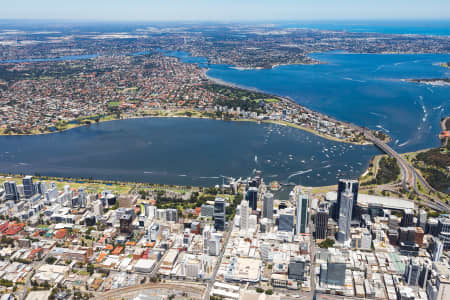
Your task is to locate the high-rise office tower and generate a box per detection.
[315,208,329,240]
[431,237,443,262]
[93,200,104,216]
[214,197,226,231]
[404,258,421,286]
[36,181,48,195]
[437,216,450,250]
[288,257,306,281]
[78,187,87,207]
[263,192,274,221]
[4,181,20,201]
[278,214,294,232]
[324,255,346,286]
[166,208,178,222]
[401,209,414,227]
[418,209,427,229]
[337,189,354,243]
[426,218,439,236]
[246,187,258,211]
[418,263,431,289]
[22,175,34,198]
[334,179,359,220]
[240,200,249,231]
[296,190,309,234]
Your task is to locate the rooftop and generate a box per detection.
[357,193,415,211]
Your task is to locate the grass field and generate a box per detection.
[263,98,280,103]
[108,101,121,107]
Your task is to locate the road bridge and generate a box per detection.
[362,130,450,213]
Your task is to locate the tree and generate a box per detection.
[318,239,335,249]
[45,256,57,264]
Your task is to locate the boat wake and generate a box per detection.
[398,140,410,147]
[343,77,366,83]
[375,65,386,71]
[287,169,313,179]
[376,125,390,133]
[370,112,387,119]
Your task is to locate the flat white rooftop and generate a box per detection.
[357,194,414,211]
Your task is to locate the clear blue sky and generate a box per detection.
[1,0,449,21]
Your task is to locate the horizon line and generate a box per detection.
[1,18,450,24]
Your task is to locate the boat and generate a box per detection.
[270,181,281,191]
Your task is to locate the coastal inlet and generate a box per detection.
[0,118,380,187]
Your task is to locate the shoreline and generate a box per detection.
[0,172,335,192]
[0,113,370,146]
[204,70,379,144]
[228,60,323,71]
[1,51,391,146]
[0,65,377,145]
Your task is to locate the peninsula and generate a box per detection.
[0,51,388,145]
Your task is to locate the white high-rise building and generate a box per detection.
[78,187,87,208]
[260,242,272,261]
[17,184,24,198]
[203,226,212,250]
[418,209,427,228]
[208,238,220,256]
[147,205,156,220]
[361,228,372,250]
[432,237,443,262]
[156,209,166,221]
[249,215,257,230]
[337,189,354,243]
[93,200,103,216]
[184,259,201,278]
[45,187,59,202]
[64,184,71,194]
[37,181,48,195]
[240,200,249,231]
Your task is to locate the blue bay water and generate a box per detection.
[0,118,378,187]
[206,52,450,153]
[276,20,450,36]
[1,24,450,186]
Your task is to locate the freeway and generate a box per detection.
[363,130,450,213]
